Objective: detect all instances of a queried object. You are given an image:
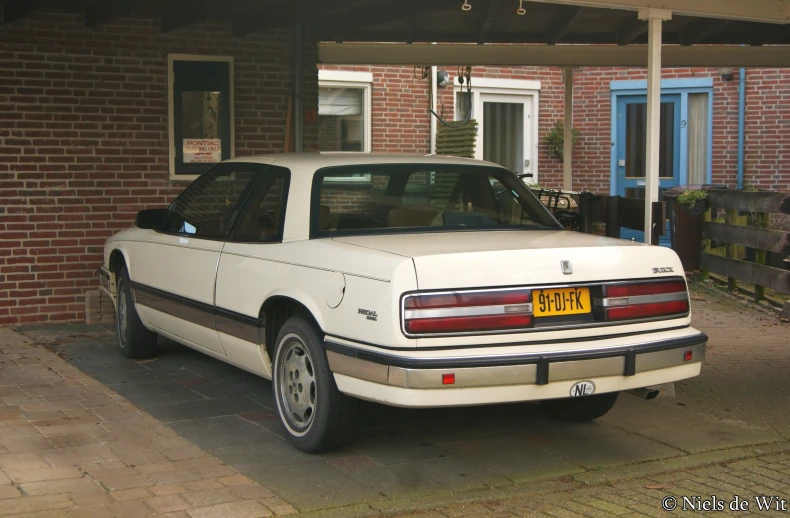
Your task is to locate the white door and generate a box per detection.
[470,92,536,179]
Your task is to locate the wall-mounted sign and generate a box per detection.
[183,139,221,163]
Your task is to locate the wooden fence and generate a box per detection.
[700,190,790,302]
[576,193,665,245]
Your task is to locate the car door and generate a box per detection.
[130,161,269,355]
[213,166,291,375]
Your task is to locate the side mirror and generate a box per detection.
[136,208,167,230]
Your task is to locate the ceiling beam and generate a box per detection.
[616,18,646,44]
[524,0,790,24]
[307,0,455,41]
[546,5,584,44]
[233,0,370,37]
[678,19,734,45]
[160,0,219,32]
[319,42,790,67]
[83,0,129,27]
[478,0,502,44]
[2,0,41,23]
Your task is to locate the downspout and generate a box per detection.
[430,65,437,154]
[737,67,746,189]
[293,23,304,153]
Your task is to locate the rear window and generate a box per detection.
[311,164,561,237]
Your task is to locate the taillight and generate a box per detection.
[603,280,689,322]
[404,289,534,335]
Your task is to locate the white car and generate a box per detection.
[100,154,707,452]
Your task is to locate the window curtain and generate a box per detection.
[687,93,709,185]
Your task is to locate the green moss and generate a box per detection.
[677,189,709,207]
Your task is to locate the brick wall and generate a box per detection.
[319,64,790,195]
[0,10,319,325]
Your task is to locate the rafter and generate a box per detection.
[309,0,456,41]
[233,0,371,37]
[546,5,584,45]
[83,0,129,27]
[616,18,647,45]
[2,0,41,23]
[679,18,734,46]
[478,0,502,44]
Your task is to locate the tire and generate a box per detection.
[116,266,158,359]
[541,392,619,422]
[272,316,355,453]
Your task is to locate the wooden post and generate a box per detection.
[726,208,738,291]
[754,212,770,302]
[638,8,671,244]
[606,196,621,238]
[563,67,574,191]
[701,208,711,280]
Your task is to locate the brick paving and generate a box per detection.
[0,327,297,517]
[1,283,788,517]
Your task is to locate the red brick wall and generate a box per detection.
[319,65,789,194]
[321,65,431,154]
[0,10,318,325]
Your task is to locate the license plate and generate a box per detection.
[534,287,591,317]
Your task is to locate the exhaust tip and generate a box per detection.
[631,388,660,400]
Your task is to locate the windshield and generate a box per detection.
[311,164,562,237]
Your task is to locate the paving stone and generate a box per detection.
[0,494,73,516]
[19,477,98,495]
[181,488,237,506]
[149,484,187,496]
[106,499,153,517]
[100,474,152,491]
[0,452,49,470]
[0,485,22,499]
[5,466,83,483]
[145,494,192,513]
[110,487,153,501]
[187,499,273,518]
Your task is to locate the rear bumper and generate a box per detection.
[326,330,707,407]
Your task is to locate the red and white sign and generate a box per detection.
[183,139,221,163]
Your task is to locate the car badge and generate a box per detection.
[561,260,573,275]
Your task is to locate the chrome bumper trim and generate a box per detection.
[326,334,707,390]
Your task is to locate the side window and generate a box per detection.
[163,164,259,240]
[231,168,290,242]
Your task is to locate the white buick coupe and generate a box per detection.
[100,154,707,452]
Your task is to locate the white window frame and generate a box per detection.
[452,78,541,184]
[318,70,373,183]
[168,54,235,181]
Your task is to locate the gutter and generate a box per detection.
[737,67,746,189]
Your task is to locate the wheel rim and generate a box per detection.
[278,340,317,431]
[117,279,128,342]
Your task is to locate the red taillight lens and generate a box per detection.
[604,280,689,322]
[607,281,687,298]
[405,289,531,309]
[406,314,533,334]
[606,300,689,321]
[404,289,534,335]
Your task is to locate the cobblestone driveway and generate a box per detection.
[2,284,788,517]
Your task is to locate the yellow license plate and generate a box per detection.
[534,287,591,317]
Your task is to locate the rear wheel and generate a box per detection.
[273,316,354,453]
[541,392,619,422]
[116,267,157,359]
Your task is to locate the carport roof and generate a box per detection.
[2,0,788,46]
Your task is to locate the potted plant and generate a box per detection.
[676,189,709,216]
[544,122,579,162]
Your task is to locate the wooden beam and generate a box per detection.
[160,0,219,32]
[641,9,670,243]
[523,0,790,24]
[83,0,129,27]
[679,19,734,45]
[308,0,456,41]
[2,0,41,22]
[563,67,573,190]
[546,6,584,45]
[702,222,790,256]
[700,253,790,294]
[709,190,790,214]
[617,19,647,45]
[478,0,502,44]
[233,0,370,37]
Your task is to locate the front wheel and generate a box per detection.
[541,392,619,422]
[116,267,157,359]
[272,316,354,453]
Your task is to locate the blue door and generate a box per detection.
[615,94,681,245]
